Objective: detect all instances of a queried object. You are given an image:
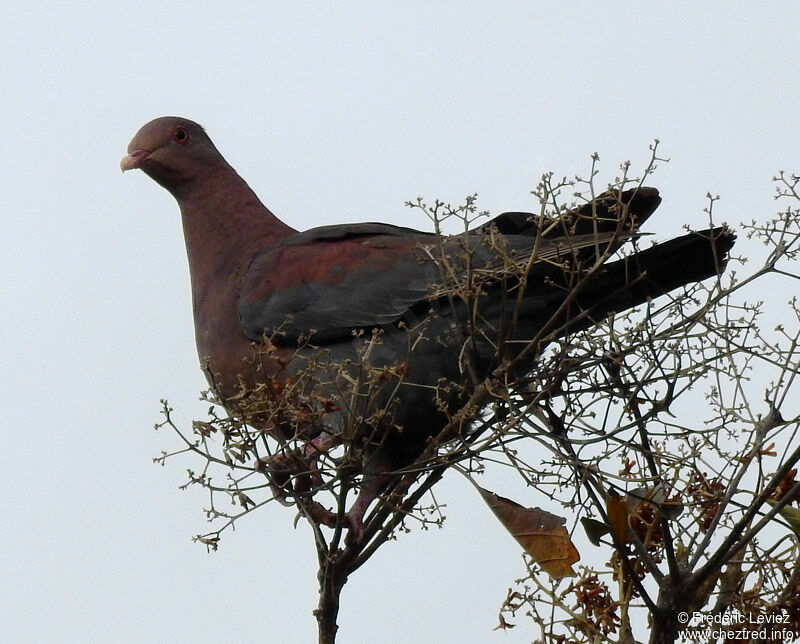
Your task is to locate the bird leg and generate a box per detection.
[291,463,393,543]
[342,466,392,543]
[259,429,395,542]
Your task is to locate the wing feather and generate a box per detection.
[238,222,629,345]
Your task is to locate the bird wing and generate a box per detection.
[238,221,626,345]
[238,223,440,344]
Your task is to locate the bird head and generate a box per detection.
[121,117,225,195]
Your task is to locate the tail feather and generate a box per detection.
[571,226,735,327]
[474,226,734,348]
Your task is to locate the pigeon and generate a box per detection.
[123,117,734,537]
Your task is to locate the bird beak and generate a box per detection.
[120,149,150,172]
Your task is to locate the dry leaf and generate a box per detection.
[493,614,516,631]
[606,490,628,545]
[478,486,579,578]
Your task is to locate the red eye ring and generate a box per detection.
[172,126,189,145]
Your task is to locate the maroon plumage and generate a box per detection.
[123,117,734,534]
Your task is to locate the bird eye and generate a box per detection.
[172,127,189,144]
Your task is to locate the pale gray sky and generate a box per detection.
[2,3,799,643]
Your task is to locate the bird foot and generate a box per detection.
[302,501,368,543]
[260,433,337,505]
[310,468,390,543]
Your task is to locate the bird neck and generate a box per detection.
[177,166,295,290]
[173,166,297,396]
[175,166,296,367]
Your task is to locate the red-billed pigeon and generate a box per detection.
[122,117,734,536]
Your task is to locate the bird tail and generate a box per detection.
[564,226,735,331]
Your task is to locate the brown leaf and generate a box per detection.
[606,490,628,545]
[769,468,799,503]
[478,486,579,578]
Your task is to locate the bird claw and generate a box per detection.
[257,433,384,544]
[259,432,338,506]
[300,501,367,543]
[260,451,320,506]
[262,457,296,506]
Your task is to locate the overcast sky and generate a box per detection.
[2,3,799,643]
